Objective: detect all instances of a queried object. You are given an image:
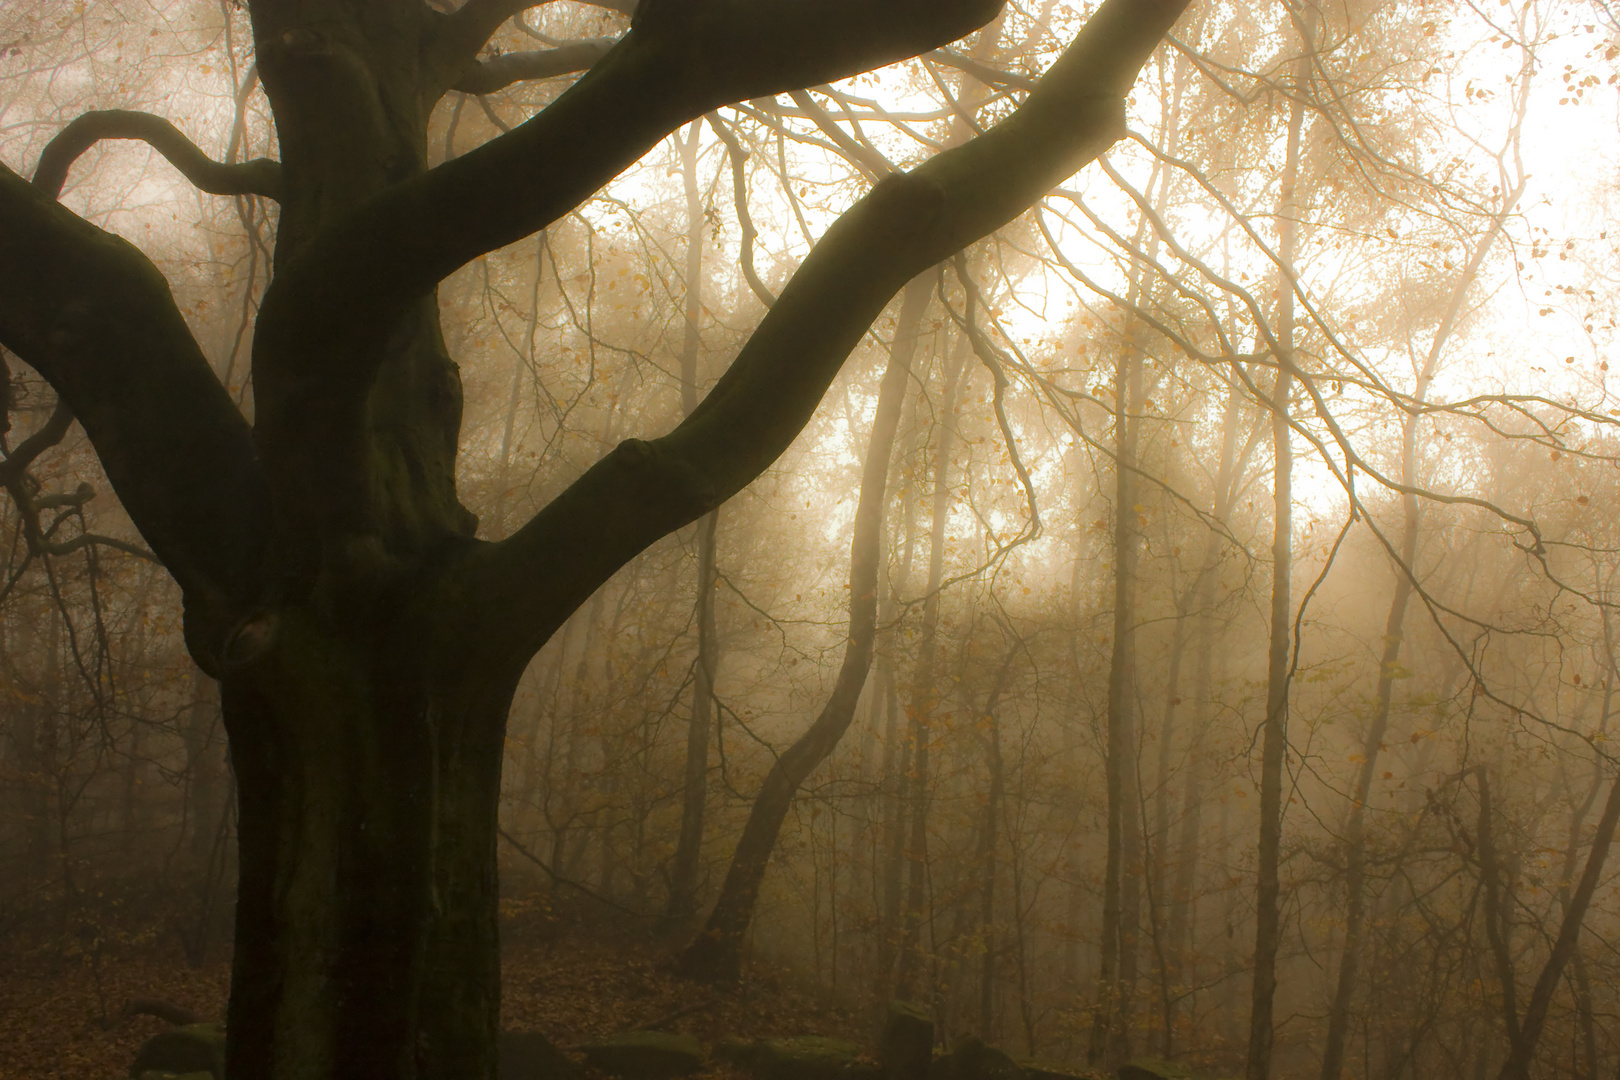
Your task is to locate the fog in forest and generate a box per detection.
[4,1,1620,1079]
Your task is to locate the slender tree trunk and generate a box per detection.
[677,274,930,981]
[1164,377,1249,1053]
[1127,49,1191,1060]
[977,648,1016,1041]
[877,383,927,1002]
[1062,495,1097,1003]
[1317,98,1528,1077]
[878,662,912,998]
[1246,10,1311,1076]
[1497,766,1620,1079]
[1572,947,1598,1080]
[1090,191,1154,1071]
[489,233,546,539]
[1318,474,1417,1080]
[1474,768,1525,1071]
[1553,740,1606,1080]
[894,333,970,1003]
[669,121,721,922]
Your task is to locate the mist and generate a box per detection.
[3,2,1619,1079]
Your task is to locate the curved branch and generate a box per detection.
[677,273,927,981]
[451,38,618,94]
[707,111,776,308]
[32,110,282,201]
[0,161,270,647]
[448,0,1191,675]
[253,0,1008,428]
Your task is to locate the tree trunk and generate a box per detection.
[223,627,512,1079]
[1317,92,1528,1080]
[1497,766,1620,1080]
[878,661,912,999]
[894,334,971,1003]
[877,379,927,1002]
[1163,375,1251,1054]
[1245,9,1311,1078]
[1475,768,1525,1070]
[976,647,1016,1041]
[669,121,721,923]
[1090,210,1150,1072]
[185,668,225,863]
[179,668,231,968]
[677,273,930,981]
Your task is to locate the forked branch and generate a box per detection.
[451,0,1191,677]
[254,0,1007,388]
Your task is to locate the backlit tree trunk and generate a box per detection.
[1163,373,1252,1054]
[677,272,930,981]
[894,333,971,1003]
[669,120,722,923]
[1316,108,1527,1080]
[1246,8,1311,1076]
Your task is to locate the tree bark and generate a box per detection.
[224,638,515,1079]
[669,120,722,924]
[1090,292,1145,1069]
[1246,9,1311,1077]
[184,668,225,864]
[894,334,971,1003]
[877,401,925,1000]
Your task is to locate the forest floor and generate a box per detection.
[0,888,872,1080]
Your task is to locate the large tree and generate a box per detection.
[0,0,1188,1076]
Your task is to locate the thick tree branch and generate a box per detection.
[0,162,270,654]
[32,110,282,201]
[451,38,618,94]
[448,0,1190,676]
[253,0,1007,401]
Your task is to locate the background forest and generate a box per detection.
[3,1,1620,1078]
